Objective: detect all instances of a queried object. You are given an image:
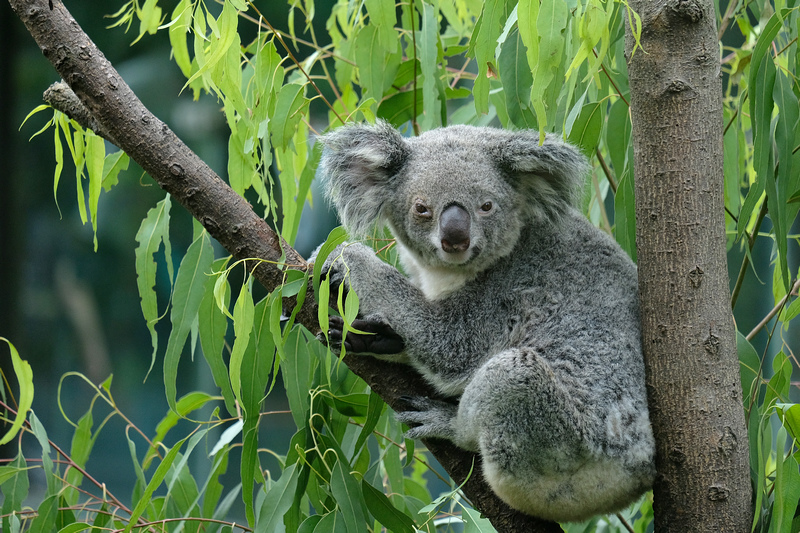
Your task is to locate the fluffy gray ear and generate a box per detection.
[318,120,410,237]
[492,131,589,223]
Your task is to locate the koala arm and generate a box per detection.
[324,243,496,393]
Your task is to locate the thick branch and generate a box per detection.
[625,0,751,530]
[9,1,559,530]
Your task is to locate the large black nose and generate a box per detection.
[440,204,471,253]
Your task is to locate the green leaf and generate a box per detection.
[101,150,129,192]
[377,89,423,127]
[255,463,301,533]
[463,505,495,532]
[323,392,370,418]
[85,131,105,251]
[354,25,401,107]
[240,298,275,526]
[417,2,441,130]
[184,0,239,89]
[312,511,348,533]
[765,351,792,409]
[164,231,214,412]
[228,279,255,414]
[737,331,760,412]
[145,391,215,468]
[330,459,367,533]
[29,412,57,496]
[0,452,30,523]
[28,494,58,533]
[0,339,33,446]
[498,27,537,129]
[529,0,568,133]
[282,327,315,429]
[469,0,514,114]
[771,69,800,289]
[270,83,308,150]
[362,479,416,533]
[56,523,93,533]
[353,391,385,456]
[124,435,189,533]
[777,403,800,445]
[740,45,776,245]
[567,101,604,157]
[63,409,93,506]
[169,0,194,79]
[199,258,236,416]
[771,427,800,533]
[613,164,637,262]
[135,196,173,378]
[605,98,631,178]
[241,411,260,526]
[136,0,162,41]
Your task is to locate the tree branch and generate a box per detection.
[8,1,559,530]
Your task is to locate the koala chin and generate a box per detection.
[316,120,655,522]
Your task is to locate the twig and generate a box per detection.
[746,278,800,342]
[595,148,618,193]
[731,199,768,309]
[247,2,345,126]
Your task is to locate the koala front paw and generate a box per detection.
[396,396,460,442]
[318,244,351,298]
[327,316,406,355]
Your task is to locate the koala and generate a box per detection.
[315,121,655,522]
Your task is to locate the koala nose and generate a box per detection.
[440,204,471,253]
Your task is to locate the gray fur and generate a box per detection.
[317,121,655,522]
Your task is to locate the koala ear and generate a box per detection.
[318,120,410,237]
[493,131,589,223]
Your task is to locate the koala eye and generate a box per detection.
[479,201,494,213]
[413,201,432,218]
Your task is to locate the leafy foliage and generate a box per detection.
[3,0,800,531]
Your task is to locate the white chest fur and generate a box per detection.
[396,243,475,300]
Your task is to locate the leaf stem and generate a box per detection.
[731,200,768,309]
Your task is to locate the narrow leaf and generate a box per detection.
[0,338,34,446]
[134,196,173,377]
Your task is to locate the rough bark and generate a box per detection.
[8,0,560,531]
[625,0,752,530]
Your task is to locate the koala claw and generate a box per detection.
[327,315,406,355]
[395,396,459,441]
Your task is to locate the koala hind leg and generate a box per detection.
[458,348,602,521]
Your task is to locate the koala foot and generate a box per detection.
[326,316,406,355]
[396,396,460,442]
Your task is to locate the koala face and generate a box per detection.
[319,121,588,278]
[383,134,524,275]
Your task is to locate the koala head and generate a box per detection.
[319,121,588,275]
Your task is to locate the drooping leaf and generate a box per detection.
[0,339,33,447]
[330,459,368,533]
[164,231,214,412]
[361,479,416,533]
[134,196,173,378]
[199,257,236,416]
[254,463,301,533]
[498,27,537,129]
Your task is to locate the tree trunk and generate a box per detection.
[7,1,560,531]
[625,1,752,530]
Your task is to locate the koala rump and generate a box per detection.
[316,121,655,522]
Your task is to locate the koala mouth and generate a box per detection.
[437,246,476,266]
